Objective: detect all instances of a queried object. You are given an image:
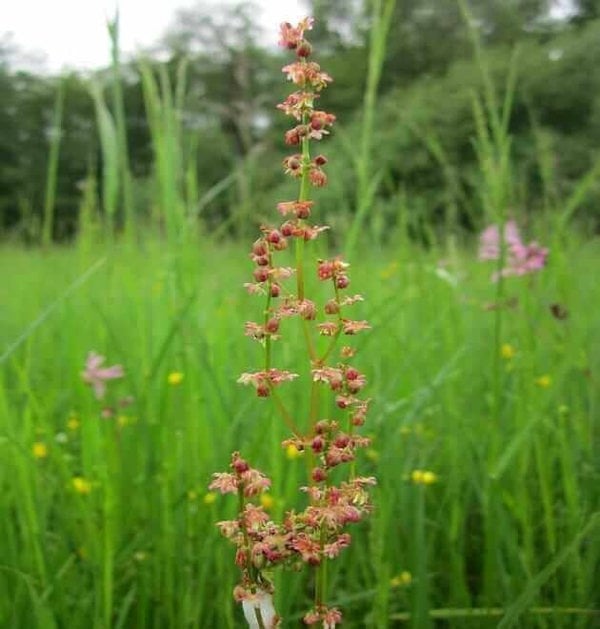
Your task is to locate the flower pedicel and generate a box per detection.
[209,18,375,627]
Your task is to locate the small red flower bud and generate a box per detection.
[311,435,325,453]
[315,420,329,434]
[252,239,268,256]
[334,433,350,448]
[267,230,282,244]
[272,237,288,251]
[336,275,350,289]
[280,221,295,237]
[270,283,281,298]
[336,395,351,409]
[318,260,334,280]
[309,168,327,187]
[298,299,317,320]
[285,128,300,145]
[296,40,312,58]
[232,455,250,474]
[352,415,365,427]
[324,299,339,314]
[346,368,359,380]
[295,204,311,219]
[255,255,269,266]
[265,318,280,334]
[347,380,363,394]
[314,154,327,166]
[253,267,269,283]
[256,382,270,397]
[312,467,327,482]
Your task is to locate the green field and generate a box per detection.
[2,4,600,627]
[1,230,598,627]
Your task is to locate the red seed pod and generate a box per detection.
[314,154,327,166]
[265,318,280,334]
[315,420,330,434]
[280,221,295,237]
[273,237,288,251]
[336,275,350,289]
[295,204,311,219]
[298,299,317,320]
[318,260,334,280]
[334,433,350,448]
[347,380,363,394]
[255,255,270,267]
[336,395,351,409]
[284,128,300,145]
[324,299,339,315]
[252,239,268,257]
[232,456,250,474]
[312,467,327,483]
[267,230,282,244]
[311,435,325,453]
[345,367,359,380]
[256,382,270,397]
[351,415,365,427]
[296,40,312,58]
[270,283,281,298]
[253,267,269,283]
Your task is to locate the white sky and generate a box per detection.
[1,0,307,72]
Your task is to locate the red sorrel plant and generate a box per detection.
[209,17,375,628]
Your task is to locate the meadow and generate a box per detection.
[1,224,598,627]
[1,4,600,628]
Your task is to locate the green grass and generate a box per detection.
[0,230,598,628]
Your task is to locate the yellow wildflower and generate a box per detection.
[411,469,438,485]
[167,372,184,386]
[203,492,217,506]
[260,494,275,510]
[500,343,517,360]
[32,442,48,459]
[380,261,399,280]
[365,448,379,462]
[285,444,302,460]
[535,375,552,389]
[67,415,80,431]
[390,571,413,588]
[72,476,92,495]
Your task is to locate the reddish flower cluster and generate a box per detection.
[211,18,374,629]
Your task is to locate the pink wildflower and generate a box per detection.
[479,220,549,281]
[81,351,124,400]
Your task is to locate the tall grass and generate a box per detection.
[0,229,598,627]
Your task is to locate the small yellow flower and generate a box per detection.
[380,261,399,280]
[535,374,552,389]
[167,371,184,386]
[365,448,380,462]
[72,476,92,495]
[32,442,48,459]
[390,571,413,588]
[285,444,302,460]
[411,469,438,485]
[203,492,217,506]
[67,415,80,431]
[500,343,517,360]
[260,494,275,510]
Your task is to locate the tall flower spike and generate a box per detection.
[211,18,374,627]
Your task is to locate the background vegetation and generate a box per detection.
[0,0,598,627]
